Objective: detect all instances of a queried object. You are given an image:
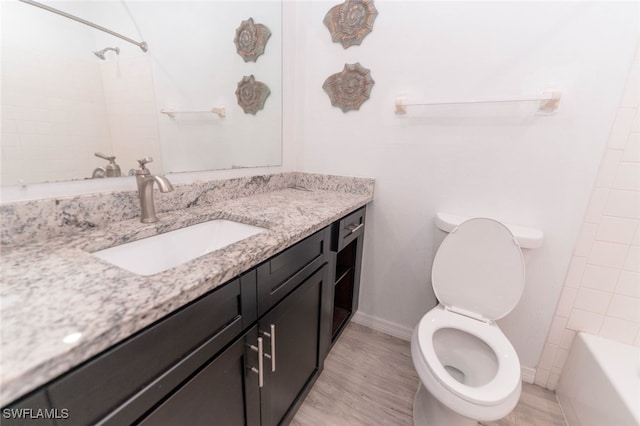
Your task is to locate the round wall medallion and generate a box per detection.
[323,0,378,49]
[236,75,271,114]
[234,18,271,62]
[322,63,374,112]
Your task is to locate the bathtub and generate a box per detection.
[557,332,640,426]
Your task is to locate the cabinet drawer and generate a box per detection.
[332,207,366,252]
[48,279,245,425]
[257,229,327,316]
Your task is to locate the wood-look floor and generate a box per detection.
[291,322,567,426]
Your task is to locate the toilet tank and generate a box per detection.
[433,213,544,263]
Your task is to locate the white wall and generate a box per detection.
[292,0,638,372]
[125,1,283,173]
[536,45,640,390]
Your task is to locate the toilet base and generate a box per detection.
[413,382,478,426]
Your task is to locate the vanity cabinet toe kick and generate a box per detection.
[2,207,366,426]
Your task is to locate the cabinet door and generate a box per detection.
[138,327,261,426]
[260,265,326,426]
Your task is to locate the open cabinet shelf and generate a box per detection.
[330,207,365,344]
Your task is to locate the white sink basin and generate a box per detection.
[92,219,266,276]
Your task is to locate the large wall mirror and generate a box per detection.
[1,0,282,186]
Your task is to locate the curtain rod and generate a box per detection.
[18,0,148,52]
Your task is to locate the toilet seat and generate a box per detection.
[432,217,525,321]
[415,307,521,406]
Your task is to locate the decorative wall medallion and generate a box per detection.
[323,63,374,112]
[323,0,378,48]
[234,18,271,62]
[236,75,270,114]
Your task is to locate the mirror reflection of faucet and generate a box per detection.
[134,157,174,223]
[92,153,122,178]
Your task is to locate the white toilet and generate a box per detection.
[411,213,543,426]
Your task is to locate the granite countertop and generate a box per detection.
[0,186,372,406]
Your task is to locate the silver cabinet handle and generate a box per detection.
[270,324,276,372]
[248,337,264,387]
[262,324,276,372]
[347,223,364,234]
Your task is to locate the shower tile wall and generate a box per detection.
[99,56,162,174]
[0,0,161,185]
[535,44,640,390]
[1,45,113,184]
[1,52,160,184]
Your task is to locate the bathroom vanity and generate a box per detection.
[0,173,372,425]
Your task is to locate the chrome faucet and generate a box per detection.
[134,157,174,223]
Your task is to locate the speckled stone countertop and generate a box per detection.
[0,173,373,406]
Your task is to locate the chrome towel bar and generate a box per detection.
[160,108,226,118]
[395,91,562,114]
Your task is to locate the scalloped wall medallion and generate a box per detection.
[322,63,374,112]
[234,18,271,62]
[236,75,271,114]
[323,0,378,48]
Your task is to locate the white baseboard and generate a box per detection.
[521,366,536,384]
[351,311,413,341]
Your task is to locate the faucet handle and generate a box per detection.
[137,157,153,166]
[137,157,153,169]
[134,157,153,176]
[95,152,116,161]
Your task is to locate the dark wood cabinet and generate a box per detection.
[138,326,261,426]
[4,210,365,426]
[330,207,366,343]
[259,266,327,426]
[256,229,326,317]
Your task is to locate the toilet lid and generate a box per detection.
[432,218,525,321]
